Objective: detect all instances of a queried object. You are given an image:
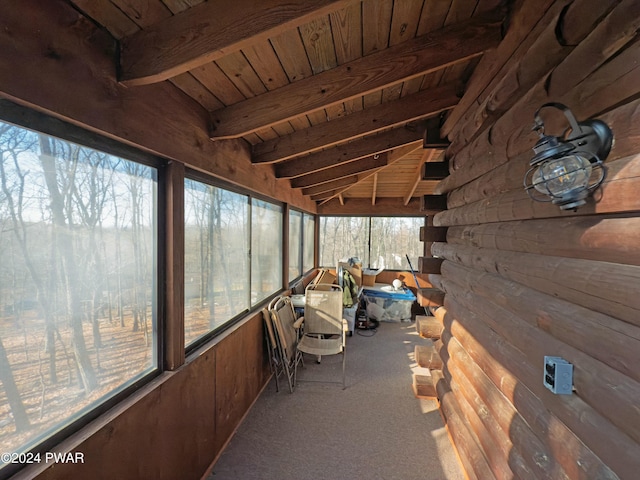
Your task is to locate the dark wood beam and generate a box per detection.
[119,0,357,86]
[210,13,503,139]
[252,84,459,164]
[422,161,450,180]
[318,197,423,215]
[291,154,390,189]
[301,176,357,196]
[276,125,424,179]
[318,144,422,205]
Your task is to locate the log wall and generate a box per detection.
[431,0,640,478]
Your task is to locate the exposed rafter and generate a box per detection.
[275,125,424,179]
[210,13,503,139]
[119,0,357,86]
[252,85,459,164]
[291,154,390,189]
[319,144,422,205]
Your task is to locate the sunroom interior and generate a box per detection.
[1,0,639,479]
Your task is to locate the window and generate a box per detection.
[288,210,302,281]
[319,216,424,269]
[370,217,424,270]
[302,213,315,273]
[319,216,369,267]
[0,120,157,466]
[184,180,249,346]
[251,199,283,305]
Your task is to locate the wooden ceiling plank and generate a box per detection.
[300,16,338,74]
[69,0,140,38]
[189,62,245,106]
[169,73,224,111]
[330,2,363,64]
[318,143,420,204]
[276,126,424,179]
[302,176,357,196]
[210,13,503,139]
[252,84,458,164]
[119,0,358,85]
[362,0,392,55]
[404,149,436,205]
[215,52,268,98]
[110,0,172,28]
[291,154,391,189]
[389,0,424,46]
[242,42,291,91]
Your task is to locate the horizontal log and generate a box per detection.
[442,365,519,480]
[438,305,620,479]
[443,215,640,266]
[437,152,640,224]
[437,43,640,195]
[433,370,496,480]
[417,288,445,308]
[442,0,556,137]
[416,315,443,339]
[439,265,640,445]
[447,0,632,157]
[415,343,443,369]
[441,333,569,480]
[431,242,640,327]
[418,257,444,274]
[420,226,448,242]
[442,260,640,382]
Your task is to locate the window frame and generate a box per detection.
[183,168,286,353]
[318,214,426,270]
[0,100,164,476]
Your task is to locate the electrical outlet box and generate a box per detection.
[543,356,573,395]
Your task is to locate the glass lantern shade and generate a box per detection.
[525,151,605,210]
[532,154,592,197]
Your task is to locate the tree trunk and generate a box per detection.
[39,136,97,393]
[0,337,30,431]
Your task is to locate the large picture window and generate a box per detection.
[184,180,249,346]
[184,183,283,346]
[319,216,424,270]
[288,210,302,281]
[0,121,157,464]
[251,199,283,305]
[302,213,315,274]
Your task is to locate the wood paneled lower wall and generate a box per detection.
[17,313,270,480]
[427,1,640,478]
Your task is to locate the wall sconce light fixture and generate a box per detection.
[524,103,613,211]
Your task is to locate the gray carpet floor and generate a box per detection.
[207,321,464,480]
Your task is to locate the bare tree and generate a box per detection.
[39,136,97,393]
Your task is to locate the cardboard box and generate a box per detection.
[362,273,376,286]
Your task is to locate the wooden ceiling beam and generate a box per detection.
[318,144,422,205]
[291,154,391,189]
[318,197,423,215]
[252,84,459,164]
[119,0,357,86]
[301,176,357,196]
[404,149,437,205]
[275,125,424,179]
[210,13,503,139]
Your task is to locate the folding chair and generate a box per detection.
[268,296,304,393]
[297,284,348,389]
